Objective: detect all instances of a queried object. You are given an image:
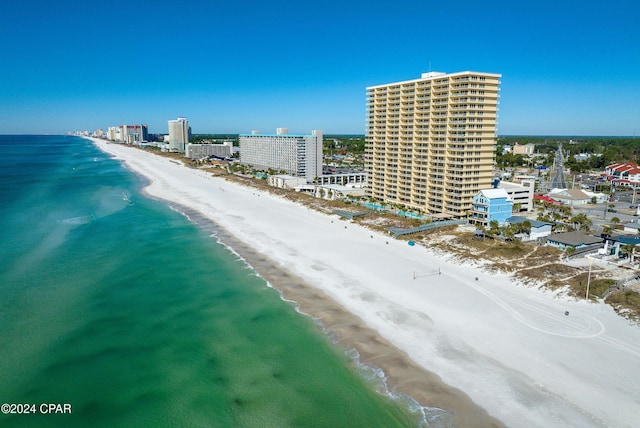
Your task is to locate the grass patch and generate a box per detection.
[516,263,577,281]
[563,275,614,299]
[607,291,640,320]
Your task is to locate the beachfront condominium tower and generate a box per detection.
[168,117,190,153]
[239,128,323,181]
[365,71,501,218]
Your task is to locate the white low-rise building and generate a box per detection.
[268,174,309,189]
[623,222,640,234]
[316,184,365,200]
[581,190,608,203]
[547,188,592,205]
[506,216,553,241]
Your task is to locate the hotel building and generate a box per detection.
[365,71,501,218]
[107,125,148,144]
[168,117,190,153]
[239,128,323,181]
[185,141,233,159]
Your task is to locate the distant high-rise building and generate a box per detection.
[107,127,118,141]
[365,71,501,218]
[106,125,147,143]
[168,117,190,153]
[119,124,148,144]
[239,129,323,181]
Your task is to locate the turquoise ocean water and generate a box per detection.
[0,135,419,427]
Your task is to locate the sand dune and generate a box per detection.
[90,138,640,428]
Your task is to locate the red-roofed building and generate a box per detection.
[605,163,640,186]
[534,195,563,205]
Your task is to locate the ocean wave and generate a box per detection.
[61,215,95,225]
[346,347,453,428]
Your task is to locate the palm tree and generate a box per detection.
[620,244,636,260]
[570,213,592,232]
[560,205,573,219]
[516,220,532,236]
[601,225,614,238]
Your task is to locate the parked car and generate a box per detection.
[630,205,637,209]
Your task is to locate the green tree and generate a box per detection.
[570,213,592,231]
[620,244,636,260]
[601,225,614,238]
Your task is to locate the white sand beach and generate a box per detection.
[90,138,640,428]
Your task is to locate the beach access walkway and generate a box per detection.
[331,209,372,220]
[386,219,466,238]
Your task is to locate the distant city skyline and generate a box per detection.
[1,1,638,136]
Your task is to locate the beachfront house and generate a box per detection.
[506,216,553,241]
[602,235,640,258]
[545,231,603,253]
[470,188,513,227]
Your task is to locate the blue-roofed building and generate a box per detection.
[603,235,640,258]
[471,188,513,227]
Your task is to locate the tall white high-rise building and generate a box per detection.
[239,129,323,181]
[168,117,190,153]
[366,71,501,218]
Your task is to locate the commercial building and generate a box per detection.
[512,143,535,155]
[605,163,640,186]
[499,177,535,212]
[168,117,190,153]
[239,128,323,181]
[365,71,501,218]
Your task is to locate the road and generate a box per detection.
[550,143,567,188]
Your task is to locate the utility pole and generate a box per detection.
[586,258,592,301]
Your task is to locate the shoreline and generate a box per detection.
[149,183,503,427]
[88,138,640,428]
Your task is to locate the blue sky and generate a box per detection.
[1,0,638,136]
